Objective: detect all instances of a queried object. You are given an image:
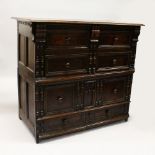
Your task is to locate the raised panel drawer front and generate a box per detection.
[86,104,128,125]
[42,113,84,133]
[44,83,75,115]
[45,54,89,76]
[95,76,129,106]
[102,76,127,103]
[99,26,133,48]
[46,24,90,48]
[96,52,130,72]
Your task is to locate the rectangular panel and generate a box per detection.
[83,80,96,108]
[28,83,35,125]
[102,77,127,103]
[99,30,132,47]
[28,37,35,70]
[42,113,84,133]
[107,104,127,118]
[88,104,128,124]
[19,35,26,64]
[44,83,75,115]
[95,76,129,106]
[96,52,129,72]
[46,24,90,48]
[45,54,89,76]
[20,76,27,114]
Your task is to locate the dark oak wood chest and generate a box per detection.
[13,18,143,143]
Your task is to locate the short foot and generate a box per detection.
[125,118,128,122]
[19,116,22,120]
[36,138,39,144]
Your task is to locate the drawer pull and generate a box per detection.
[56,96,63,102]
[113,88,118,94]
[65,62,70,69]
[114,36,119,41]
[65,36,71,43]
[113,59,117,65]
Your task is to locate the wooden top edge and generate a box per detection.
[12,17,144,26]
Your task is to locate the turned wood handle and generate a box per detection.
[57,96,63,102]
[65,36,71,42]
[114,36,119,41]
[113,88,118,94]
[113,58,117,65]
[65,62,70,68]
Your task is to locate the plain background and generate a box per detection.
[0,0,155,154]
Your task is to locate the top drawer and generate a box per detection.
[99,31,131,46]
[46,24,90,48]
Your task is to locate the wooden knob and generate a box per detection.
[57,96,63,102]
[113,58,117,65]
[65,62,70,68]
[88,68,91,74]
[113,88,118,94]
[114,36,119,41]
[65,36,71,43]
[98,100,102,104]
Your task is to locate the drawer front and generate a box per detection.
[107,104,128,118]
[85,104,129,125]
[99,31,131,46]
[45,54,89,76]
[46,24,90,47]
[102,77,127,103]
[44,83,75,115]
[42,113,84,133]
[96,52,129,72]
[95,76,128,106]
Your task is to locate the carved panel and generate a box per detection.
[43,83,75,115]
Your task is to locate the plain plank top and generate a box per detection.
[12,17,144,26]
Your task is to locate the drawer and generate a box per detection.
[44,83,75,115]
[85,104,128,124]
[45,54,89,76]
[94,108,107,122]
[99,31,131,46]
[95,104,128,121]
[46,24,90,47]
[107,104,128,118]
[42,113,84,133]
[96,52,129,72]
[95,76,128,106]
[102,77,127,103]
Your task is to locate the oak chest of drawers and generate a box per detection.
[13,18,143,143]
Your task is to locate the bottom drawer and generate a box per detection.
[107,104,129,118]
[40,103,129,134]
[42,113,84,133]
[88,103,129,124]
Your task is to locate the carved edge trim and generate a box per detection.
[35,23,47,78]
